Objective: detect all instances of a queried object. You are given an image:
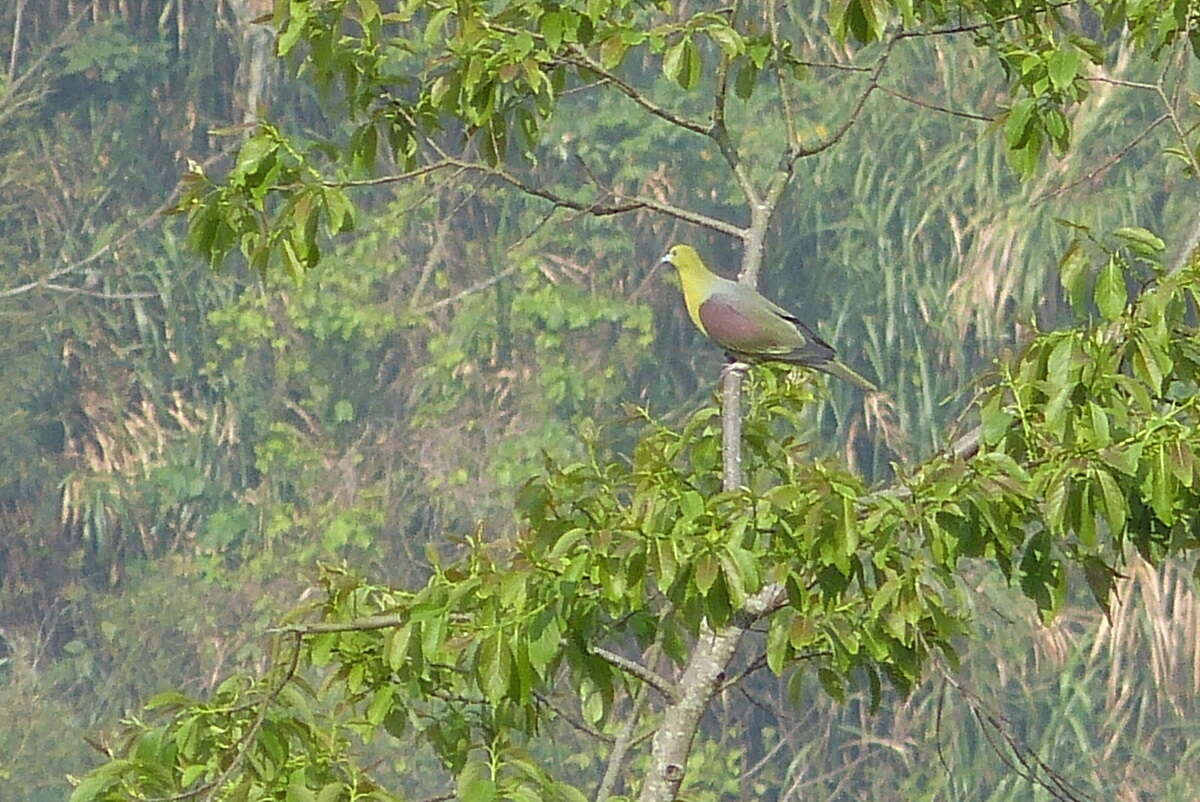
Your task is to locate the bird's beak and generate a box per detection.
[659,254,672,265]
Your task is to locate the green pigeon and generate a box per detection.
[660,244,877,391]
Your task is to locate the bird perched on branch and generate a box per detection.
[660,244,878,391]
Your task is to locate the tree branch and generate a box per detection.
[268,614,406,634]
[535,691,615,743]
[875,84,994,122]
[592,646,678,702]
[594,683,649,802]
[707,1,760,209]
[767,1,800,160]
[563,48,710,137]
[1032,113,1169,205]
[0,144,238,301]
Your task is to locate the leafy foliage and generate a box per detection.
[71,231,1200,798]
[8,0,1200,799]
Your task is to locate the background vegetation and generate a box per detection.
[3,0,1200,799]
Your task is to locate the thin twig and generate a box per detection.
[594,684,648,802]
[939,668,1092,801]
[7,0,26,85]
[268,613,406,634]
[768,2,799,157]
[894,1,1077,41]
[419,263,521,314]
[876,84,993,122]
[39,283,157,299]
[535,691,614,743]
[1,144,238,300]
[1033,114,1169,204]
[562,48,709,137]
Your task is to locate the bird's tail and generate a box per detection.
[815,359,878,392]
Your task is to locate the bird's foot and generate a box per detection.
[720,356,750,380]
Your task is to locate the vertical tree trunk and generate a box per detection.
[636,214,775,802]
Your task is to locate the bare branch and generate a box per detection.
[721,360,749,489]
[38,283,157,299]
[707,1,760,209]
[268,614,406,634]
[1084,74,1200,182]
[535,691,615,743]
[595,684,649,802]
[1033,113,1170,205]
[1084,75,1158,91]
[592,646,678,702]
[875,84,994,122]
[938,668,1092,802]
[7,0,26,85]
[894,1,1078,41]
[0,144,238,301]
[418,263,522,314]
[793,36,897,160]
[794,59,871,73]
[767,1,800,162]
[563,48,710,137]
[318,160,462,188]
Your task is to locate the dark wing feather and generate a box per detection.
[776,312,836,358]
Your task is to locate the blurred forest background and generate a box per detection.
[3,0,1200,799]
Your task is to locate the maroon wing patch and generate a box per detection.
[698,296,777,352]
[698,295,835,364]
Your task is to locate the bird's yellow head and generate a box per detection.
[659,244,708,279]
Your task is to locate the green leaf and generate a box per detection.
[459,777,497,802]
[425,7,453,47]
[980,393,1014,445]
[540,11,565,51]
[1046,49,1080,91]
[1094,256,1127,320]
[707,24,743,58]
[766,614,789,675]
[735,62,757,99]
[316,783,343,802]
[845,0,879,44]
[1082,556,1116,618]
[694,552,719,595]
[386,624,412,670]
[366,685,394,725]
[1005,98,1036,149]
[1168,441,1194,488]
[679,36,700,90]
[477,632,511,704]
[679,490,704,521]
[181,763,207,788]
[69,773,119,802]
[663,38,686,86]
[1113,226,1166,254]
[817,667,846,702]
[1093,468,1126,536]
[1133,337,1164,393]
[1058,240,1090,312]
[277,3,309,57]
[1088,401,1111,448]
[600,35,627,69]
[234,135,276,180]
[145,691,193,710]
